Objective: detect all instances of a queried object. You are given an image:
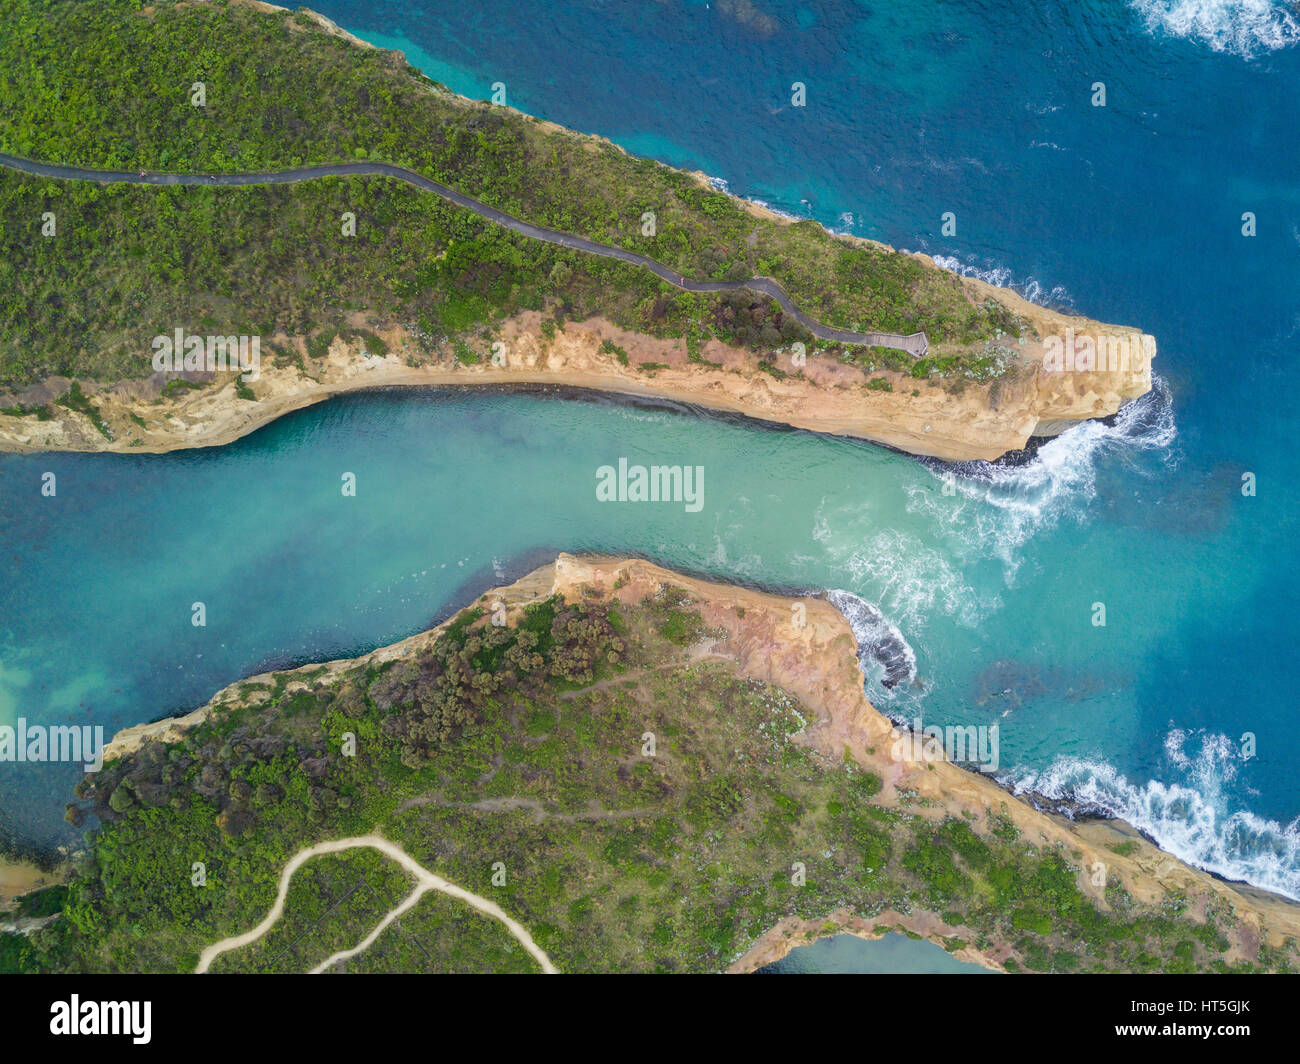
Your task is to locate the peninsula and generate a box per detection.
[0,0,1153,461]
[5,556,1296,974]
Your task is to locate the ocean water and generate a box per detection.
[3,0,1299,919]
[757,932,995,974]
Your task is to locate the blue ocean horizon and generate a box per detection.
[2,0,1298,928]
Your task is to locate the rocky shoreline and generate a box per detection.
[0,2,1154,464]
[0,297,1154,463]
[83,553,1300,972]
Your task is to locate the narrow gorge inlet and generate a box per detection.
[1,0,1297,1020]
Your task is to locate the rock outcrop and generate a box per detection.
[103,553,1298,973]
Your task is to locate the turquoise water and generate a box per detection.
[3,0,1299,911]
[758,932,995,974]
[0,382,1284,893]
[304,0,1300,895]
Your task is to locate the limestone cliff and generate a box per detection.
[103,553,1297,973]
[0,297,1153,463]
[0,0,1154,462]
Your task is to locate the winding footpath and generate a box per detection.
[194,833,558,974]
[0,152,928,357]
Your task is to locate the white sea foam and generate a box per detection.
[929,254,1074,309]
[906,377,1178,573]
[813,506,998,632]
[1131,0,1300,55]
[1009,729,1300,901]
[826,589,918,695]
[702,526,764,578]
[703,172,804,221]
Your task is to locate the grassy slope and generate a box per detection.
[203,849,413,974]
[0,0,1024,389]
[336,889,542,975]
[2,589,1285,975]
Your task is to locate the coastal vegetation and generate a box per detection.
[2,581,1288,974]
[0,0,1025,392]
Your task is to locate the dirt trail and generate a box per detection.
[194,833,557,974]
[398,793,655,823]
[558,651,730,700]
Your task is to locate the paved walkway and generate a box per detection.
[0,151,928,357]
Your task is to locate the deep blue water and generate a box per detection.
[304,0,1300,891]
[3,1,1299,917]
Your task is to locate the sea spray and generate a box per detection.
[1130,0,1300,56]
[928,253,1074,310]
[1008,728,1300,901]
[826,589,918,692]
[907,377,1178,572]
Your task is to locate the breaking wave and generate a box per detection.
[907,377,1178,572]
[1009,729,1300,901]
[1130,0,1300,56]
[826,589,918,694]
[703,172,802,221]
[813,519,997,632]
[929,253,1074,309]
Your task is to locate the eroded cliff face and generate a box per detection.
[0,0,1154,461]
[540,556,1297,971]
[952,269,1155,440]
[0,295,1154,462]
[102,553,1297,973]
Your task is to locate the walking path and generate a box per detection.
[194,833,557,974]
[397,793,656,823]
[0,151,928,357]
